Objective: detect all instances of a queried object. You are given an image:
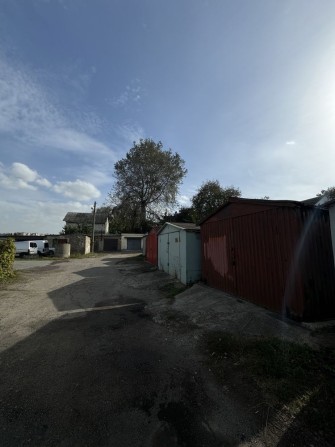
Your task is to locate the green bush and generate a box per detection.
[0,238,16,280]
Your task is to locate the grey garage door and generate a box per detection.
[127,238,141,250]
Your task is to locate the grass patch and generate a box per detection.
[311,325,335,336]
[202,331,335,439]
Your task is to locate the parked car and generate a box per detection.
[14,241,38,257]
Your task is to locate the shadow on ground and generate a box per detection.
[0,305,235,447]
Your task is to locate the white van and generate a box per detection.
[35,240,50,256]
[15,241,39,257]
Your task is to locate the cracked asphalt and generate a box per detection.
[0,254,267,446]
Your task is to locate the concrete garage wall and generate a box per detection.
[121,234,144,251]
[66,234,91,254]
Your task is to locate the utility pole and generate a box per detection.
[91,201,96,253]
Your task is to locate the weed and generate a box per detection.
[201,331,335,440]
[311,325,335,336]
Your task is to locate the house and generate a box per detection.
[63,212,109,235]
[157,222,201,285]
[200,197,335,321]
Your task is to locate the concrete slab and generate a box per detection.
[170,283,321,346]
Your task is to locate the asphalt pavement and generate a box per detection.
[1,254,327,446]
[13,257,55,270]
[1,255,260,447]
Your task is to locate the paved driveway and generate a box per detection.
[14,258,55,270]
[0,254,329,446]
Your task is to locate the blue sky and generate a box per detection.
[1,0,335,233]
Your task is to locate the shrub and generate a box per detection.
[0,238,16,280]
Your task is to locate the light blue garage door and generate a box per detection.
[127,238,142,250]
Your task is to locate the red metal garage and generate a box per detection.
[200,198,335,321]
[145,227,160,265]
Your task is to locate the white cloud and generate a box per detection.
[286,141,296,145]
[35,177,52,188]
[0,171,37,191]
[177,195,191,207]
[53,179,101,201]
[11,162,39,182]
[0,162,51,190]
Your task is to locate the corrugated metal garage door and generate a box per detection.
[127,238,141,250]
[158,233,169,272]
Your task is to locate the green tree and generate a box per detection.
[108,139,187,231]
[317,186,335,200]
[108,201,142,233]
[160,206,194,224]
[191,180,241,223]
[61,223,92,235]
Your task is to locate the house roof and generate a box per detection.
[199,196,325,225]
[63,212,108,225]
[157,222,200,235]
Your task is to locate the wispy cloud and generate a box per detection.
[116,123,145,145]
[110,79,144,107]
[39,128,113,156]
[0,54,115,159]
[286,141,296,145]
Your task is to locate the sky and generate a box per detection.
[1,0,335,234]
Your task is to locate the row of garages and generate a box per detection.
[103,233,143,252]
[144,198,335,321]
